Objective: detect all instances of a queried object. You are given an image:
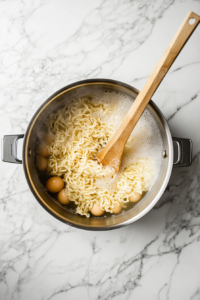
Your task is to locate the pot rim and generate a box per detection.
[23,78,173,230]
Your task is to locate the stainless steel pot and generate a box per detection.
[1,79,192,230]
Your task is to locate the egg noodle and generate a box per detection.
[46,96,153,217]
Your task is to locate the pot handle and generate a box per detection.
[1,134,24,164]
[1,134,193,167]
[173,137,192,167]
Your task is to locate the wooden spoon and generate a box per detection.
[96,11,200,172]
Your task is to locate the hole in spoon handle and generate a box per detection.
[188,18,195,25]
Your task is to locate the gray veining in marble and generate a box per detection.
[0,0,200,299]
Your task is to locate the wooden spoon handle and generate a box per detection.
[117,11,200,143]
[97,11,200,171]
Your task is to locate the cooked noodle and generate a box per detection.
[46,96,153,217]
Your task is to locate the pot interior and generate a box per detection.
[23,80,173,230]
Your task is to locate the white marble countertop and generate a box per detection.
[1,1,200,299]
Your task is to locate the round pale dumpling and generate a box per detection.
[112,202,122,214]
[44,133,54,145]
[129,192,142,203]
[36,144,50,157]
[91,204,104,216]
[46,177,64,193]
[57,189,70,205]
[36,155,48,171]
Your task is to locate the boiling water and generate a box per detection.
[85,90,163,192]
[37,89,163,217]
